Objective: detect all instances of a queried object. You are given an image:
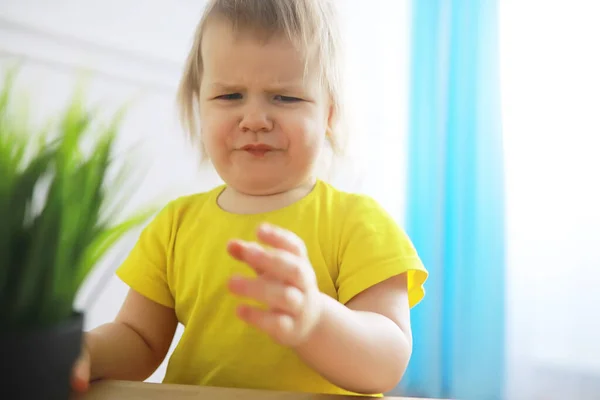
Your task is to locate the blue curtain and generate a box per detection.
[400,1,505,399]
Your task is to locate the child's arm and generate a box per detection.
[227,223,413,395]
[294,274,412,394]
[71,289,178,391]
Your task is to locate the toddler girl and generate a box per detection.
[71,0,428,396]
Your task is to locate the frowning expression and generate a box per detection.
[199,19,332,195]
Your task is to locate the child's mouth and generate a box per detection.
[241,144,274,158]
[245,149,270,157]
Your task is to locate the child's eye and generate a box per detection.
[274,95,303,103]
[216,93,242,100]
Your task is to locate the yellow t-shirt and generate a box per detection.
[116,180,428,396]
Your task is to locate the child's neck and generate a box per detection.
[217,178,317,215]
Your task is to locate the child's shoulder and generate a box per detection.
[317,180,389,216]
[170,185,223,207]
[155,184,225,221]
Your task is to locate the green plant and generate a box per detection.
[0,69,156,331]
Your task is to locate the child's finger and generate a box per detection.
[236,304,296,346]
[256,223,307,258]
[70,354,90,392]
[228,275,304,315]
[227,240,308,288]
[227,240,263,263]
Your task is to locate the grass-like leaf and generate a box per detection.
[0,69,157,330]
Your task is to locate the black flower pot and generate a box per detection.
[0,312,84,400]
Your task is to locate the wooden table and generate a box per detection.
[73,380,436,400]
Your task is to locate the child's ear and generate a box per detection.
[327,104,335,134]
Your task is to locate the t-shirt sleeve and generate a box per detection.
[336,196,428,308]
[115,201,176,308]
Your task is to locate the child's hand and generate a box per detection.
[70,345,91,393]
[227,223,323,347]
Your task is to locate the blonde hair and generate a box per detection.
[176,0,347,157]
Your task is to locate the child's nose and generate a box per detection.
[239,103,274,133]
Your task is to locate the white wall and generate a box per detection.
[500,1,600,399]
[0,0,410,383]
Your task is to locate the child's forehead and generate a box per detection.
[202,20,305,60]
[202,16,307,51]
[201,20,320,85]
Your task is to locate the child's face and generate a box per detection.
[199,19,332,195]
